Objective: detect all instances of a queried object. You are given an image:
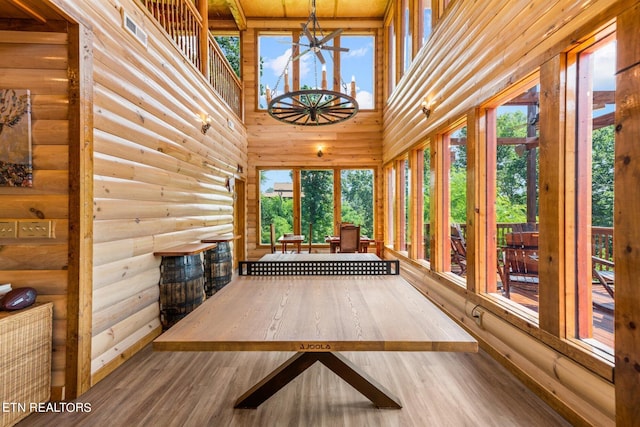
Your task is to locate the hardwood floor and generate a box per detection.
[20,345,570,426]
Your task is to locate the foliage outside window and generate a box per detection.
[260,170,293,244]
[214,35,240,77]
[340,170,374,238]
[404,159,411,252]
[488,81,540,315]
[301,170,334,243]
[422,146,431,261]
[259,168,375,246]
[447,125,467,279]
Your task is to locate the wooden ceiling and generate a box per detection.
[208,0,390,28]
[0,0,66,23]
[0,1,390,29]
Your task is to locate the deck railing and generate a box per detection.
[423,223,614,262]
[138,0,242,117]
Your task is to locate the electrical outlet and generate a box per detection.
[0,221,17,238]
[17,220,54,238]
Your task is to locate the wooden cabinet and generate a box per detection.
[0,303,53,427]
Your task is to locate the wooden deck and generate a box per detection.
[20,345,570,426]
[508,286,614,348]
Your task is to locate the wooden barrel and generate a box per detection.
[204,241,232,296]
[159,255,204,329]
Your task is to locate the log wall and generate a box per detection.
[0,28,70,400]
[243,26,385,259]
[2,0,247,397]
[382,0,637,161]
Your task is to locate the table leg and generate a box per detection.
[234,352,402,409]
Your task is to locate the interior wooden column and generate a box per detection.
[409,148,424,260]
[431,133,448,272]
[538,55,566,337]
[615,4,640,423]
[66,23,94,398]
[466,107,489,293]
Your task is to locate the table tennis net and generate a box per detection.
[239,260,399,276]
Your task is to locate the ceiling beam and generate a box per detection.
[225,0,247,30]
[247,18,384,29]
[9,0,47,23]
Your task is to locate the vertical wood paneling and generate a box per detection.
[614,4,640,424]
[0,27,69,400]
[538,55,566,337]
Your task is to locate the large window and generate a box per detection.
[258,34,292,109]
[259,168,375,247]
[341,35,375,109]
[447,125,467,279]
[258,32,375,110]
[486,78,540,316]
[573,34,616,350]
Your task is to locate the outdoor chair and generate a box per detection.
[339,224,360,253]
[450,224,467,276]
[592,255,615,298]
[502,247,539,298]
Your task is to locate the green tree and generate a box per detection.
[214,36,240,77]
[591,125,614,227]
[301,170,334,242]
[495,110,533,222]
[341,170,374,237]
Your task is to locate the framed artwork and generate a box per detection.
[0,89,33,187]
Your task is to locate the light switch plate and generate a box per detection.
[0,221,17,238]
[17,220,54,238]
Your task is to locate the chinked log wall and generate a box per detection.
[1,0,247,397]
[243,25,386,259]
[0,28,70,400]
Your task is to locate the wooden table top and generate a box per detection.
[154,273,477,353]
[153,242,218,256]
[259,253,380,262]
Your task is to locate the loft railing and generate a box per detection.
[207,33,242,116]
[138,0,242,117]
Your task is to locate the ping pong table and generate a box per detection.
[153,253,477,409]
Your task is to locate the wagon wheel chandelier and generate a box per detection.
[267,0,359,126]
